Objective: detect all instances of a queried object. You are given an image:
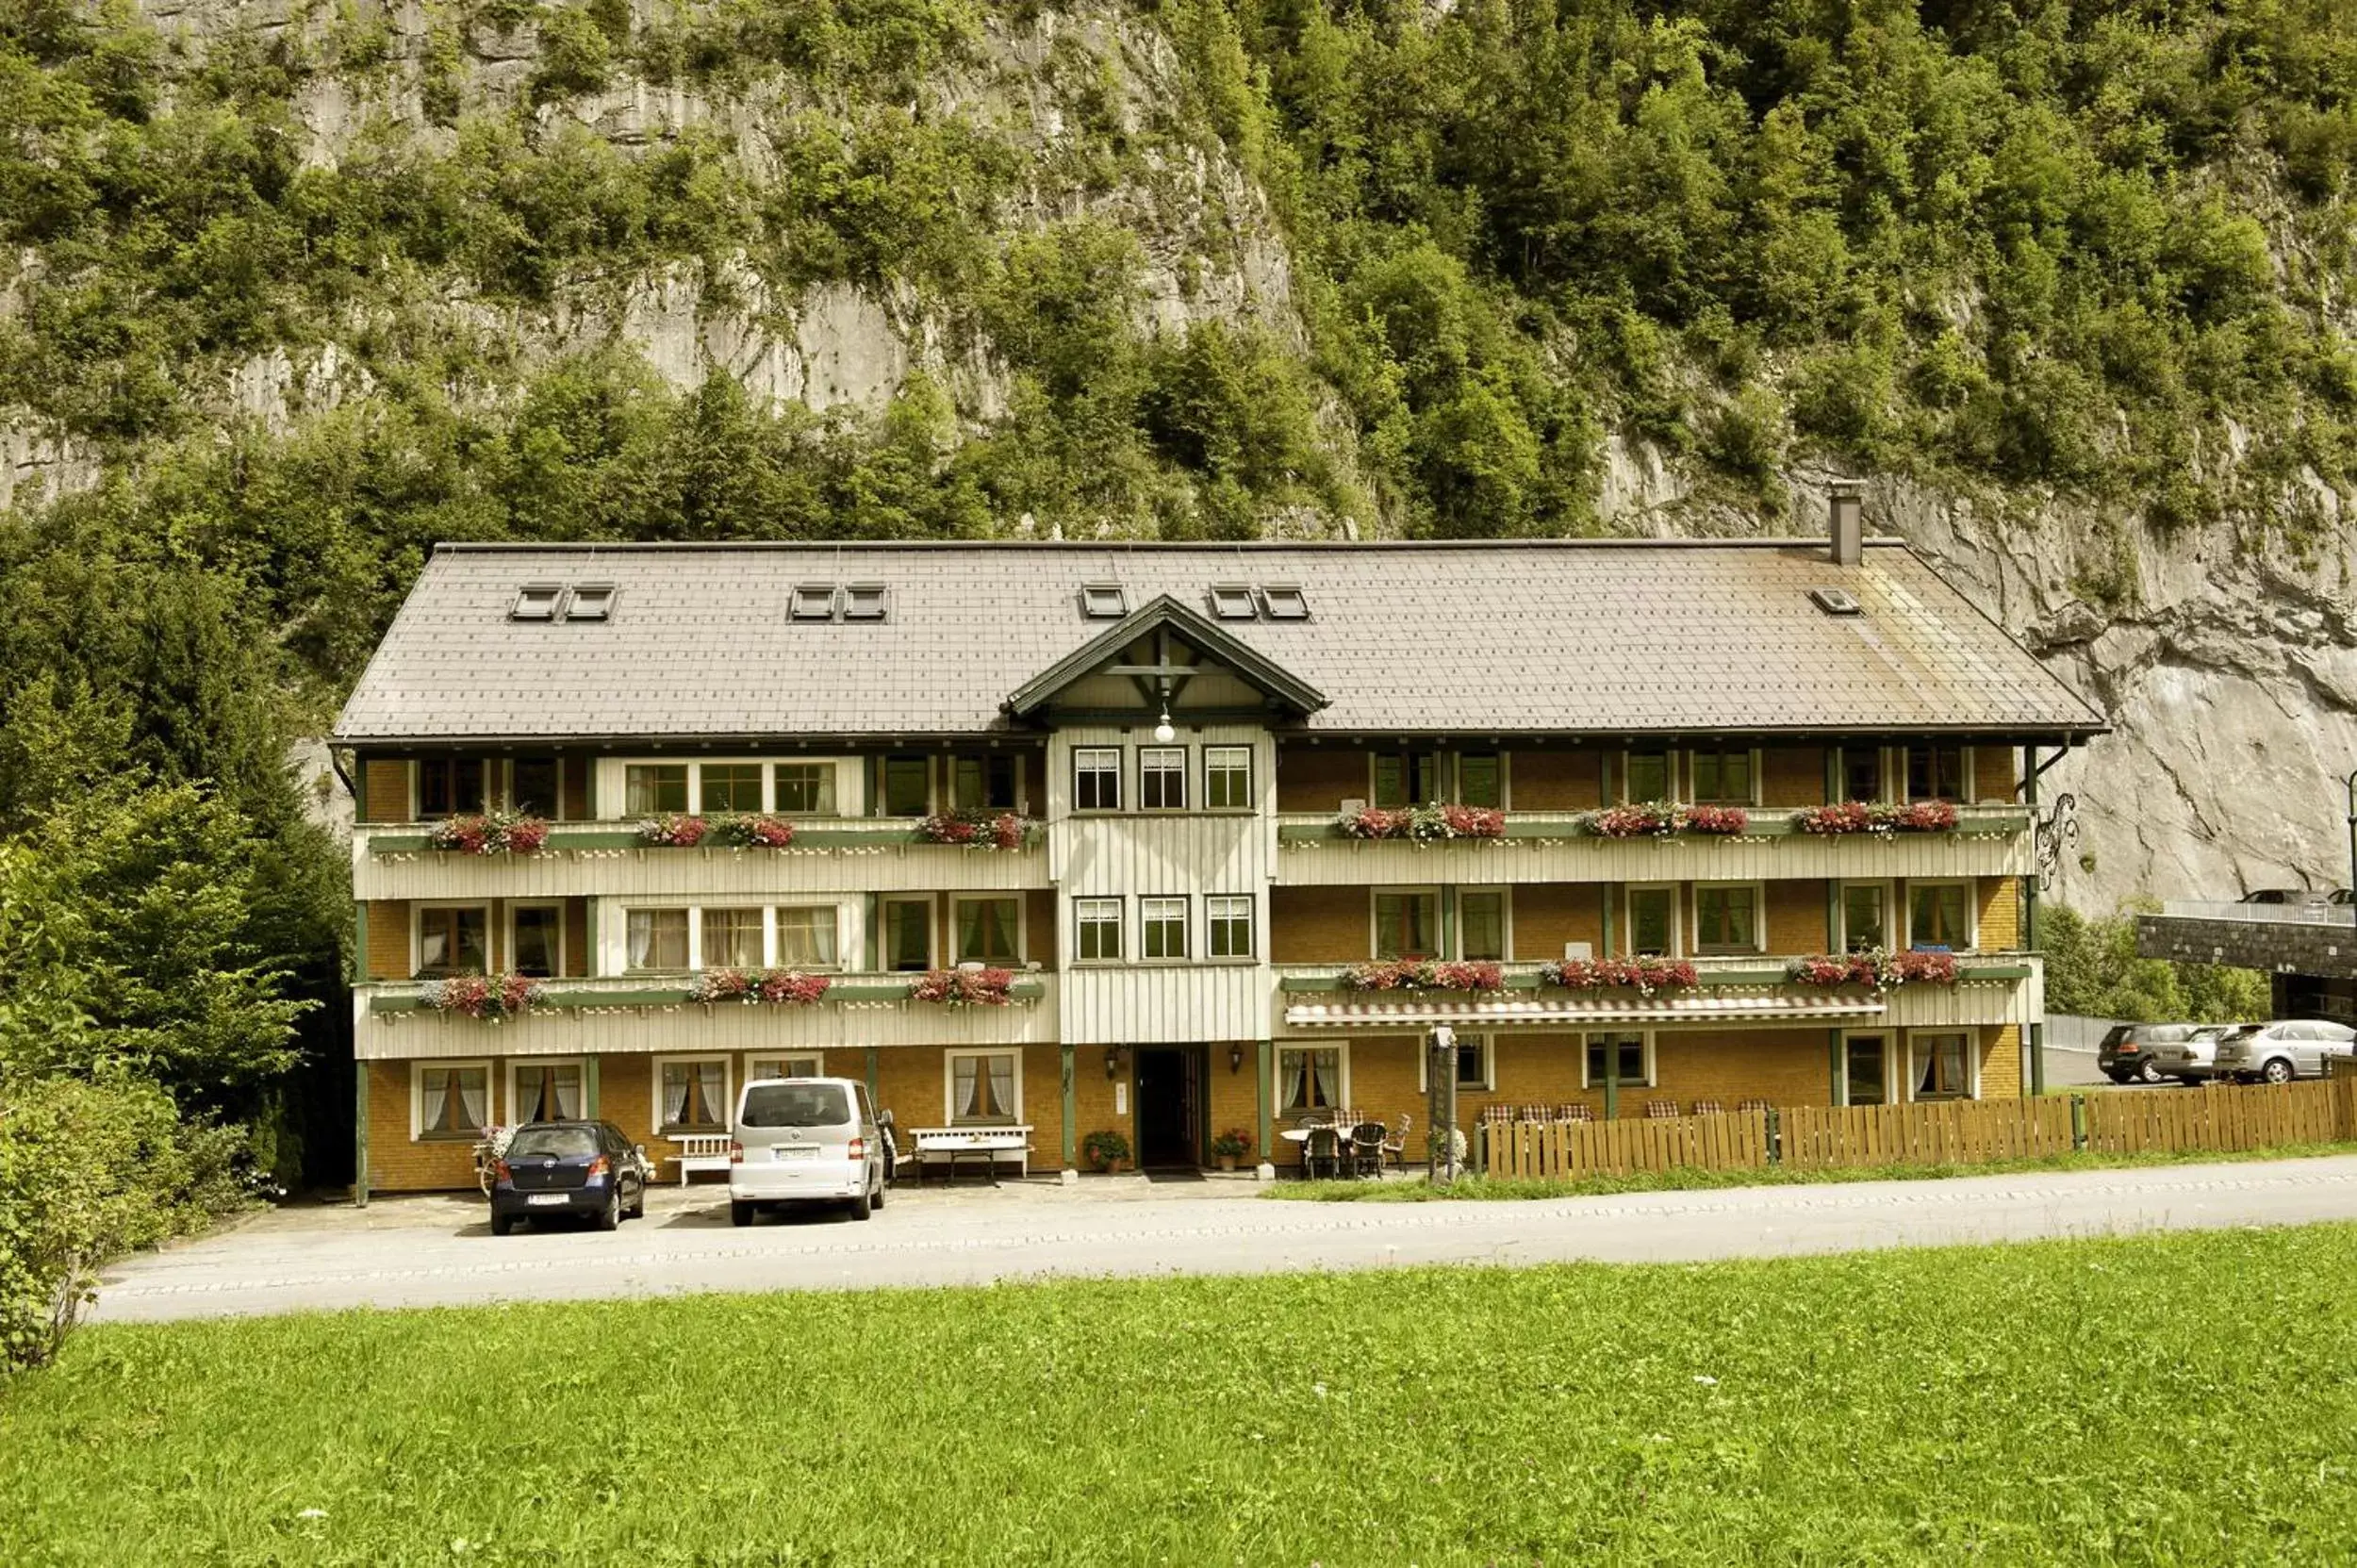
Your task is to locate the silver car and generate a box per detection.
[2146,1024,2239,1084]
[2211,1021,2357,1084]
[728,1077,891,1225]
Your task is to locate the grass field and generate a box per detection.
[7,1227,2357,1565]
[1268,1140,2357,1201]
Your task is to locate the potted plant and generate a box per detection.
[1209,1130,1251,1172]
[1081,1129,1132,1174]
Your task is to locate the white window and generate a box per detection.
[1906,882,1974,950]
[775,906,841,968]
[1076,899,1123,962]
[1692,883,1762,955]
[747,1053,823,1082]
[1419,1035,1493,1092]
[655,1057,731,1135]
[773,762,836,814]
[947,1049,1021,1124]
[701,907,764,969]
[1277,1046,1344,1115]
[1204,745,1253,809]
[1142,897,1188,960]
[1140,747,1188,810]
[508,1059,585,1124]
[953,897,1022,966]
[1207,895,1253,959]
[1624,885,1679,958]
[1839,883,1891,953]
[1909,1031,1974,1101]
[1689,747,1757,805]
[1581,1033,1655,1089]
[625,763,690,815]
[1459,889,1508,962]
[413,1062,490,1139]
[627,908,690,971]
[1074,747,1122,811]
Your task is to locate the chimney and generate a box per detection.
[1828,484,1864,567]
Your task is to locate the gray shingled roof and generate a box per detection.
[332,540,2108,742]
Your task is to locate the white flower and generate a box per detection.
[1692,1375,1719,1386]
[296,1509,327,1521]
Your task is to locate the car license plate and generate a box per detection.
[776,1146,819,1161]
[526,1193,571,1207]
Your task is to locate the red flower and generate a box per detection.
[910,967,1015,1005]
[1683,804,1750,835]
[640,814,709,848]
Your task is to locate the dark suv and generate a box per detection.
[489,1120,651,1235]
[2097,1023,2200,1085]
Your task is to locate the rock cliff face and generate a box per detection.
[10,0,2356,907]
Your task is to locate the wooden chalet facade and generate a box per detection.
[334,536,2105,1194]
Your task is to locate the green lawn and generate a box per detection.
[8,1228,2357,1565]
[1268,1141,2357,1201]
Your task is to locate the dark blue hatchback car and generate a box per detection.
[488,1120,650,1235]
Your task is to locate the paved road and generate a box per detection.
[93,1156,2357,1322]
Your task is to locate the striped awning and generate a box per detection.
[1282,991,1887,1030]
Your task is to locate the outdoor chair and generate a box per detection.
[1303,1124,1344,1181]
[1644,1098,1680,1119]
[1517,1103,1553,1122]
[1481,1103,1515,1124]
[1558,1104,1594,1123]
[1737,1098,1771,1114]
[1380,1114,1412,1168]
[1690,1099,1724,1117]
[1350,1121,1386,1178]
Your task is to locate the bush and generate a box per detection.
[0,1074,252,1375]
[1080,1130,1131,1171]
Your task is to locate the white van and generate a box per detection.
[728,1077,890,1225]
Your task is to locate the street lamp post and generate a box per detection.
[2345,768,2357,924]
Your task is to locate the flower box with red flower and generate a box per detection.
[426,971,546,1021]
[690,966,832,1005]
[909,966,1015,1006]
[1793,801,1961,836]
[1786,949,1961,989]
[1585,801,1684,839]
[639,813,709,848]
[1682,804,1750,835]
[428,811,551,855]
[712,814,796,849]
[917,812,1033,850]
[1539,957,1698,996]
[1341,959,1504,992]
[1339,805,1507,842]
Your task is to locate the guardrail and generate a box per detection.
[2156,900,2356,927]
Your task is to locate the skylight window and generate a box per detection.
[1808,587,1863,617]
[511,585,563,621]
[791,585,838,622]
[1260,585,1310,620]
[566,584,616,621]
[1209,584,1257,620]
[1080,584,1128,619]
[843,584,889,621]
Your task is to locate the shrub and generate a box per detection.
[1081,1129,1132,1171]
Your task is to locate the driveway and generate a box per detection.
[93,1155,2357,1322]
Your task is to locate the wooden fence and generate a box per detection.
[1475,1077,2357,1180]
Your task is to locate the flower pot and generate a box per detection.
[1217,1155,1238,1172]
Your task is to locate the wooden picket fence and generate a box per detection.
[1475,1076,2357,1180]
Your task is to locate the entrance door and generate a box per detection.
[1134,1047,1202,1168]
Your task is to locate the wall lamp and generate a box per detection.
[1104,1046,1125,1081]
[1228,1043,1244,1074]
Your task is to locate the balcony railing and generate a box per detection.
[361,817,1042,856]
[2156,900,2356,927]
[1275,802,2030,844]
[363,970,1050,1015]
[1271,955,2034,992]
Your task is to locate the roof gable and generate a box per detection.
[1003,594,1329,719]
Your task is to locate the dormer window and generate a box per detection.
[843,584,889,621]
[791,585,837,622]
[567,584,615,621]
[1260,586,1309,620]
[1080,584,1128,619]
[511,585,563,621]
[1209,584,1257,620]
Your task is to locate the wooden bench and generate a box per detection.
[905,1126,1033,1185]
[670,1132,733,1185]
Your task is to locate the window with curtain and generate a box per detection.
[1624,751,1673,802]
[955,899,1020,965]
[882,756,931,816]
[1207,895,1253,959]
[1912,1032,1971,1100]
[1458,752,1502,808]
[1140,747,1187,810]
[1076,899,1122,961]
[773,763,837,814]
[701,908,764,968]
[1690,748,1754,804]
[775,906,839,968]
[418,907,488,977]
[625,764,688,814]
[513,1062,582,1123]
[512,906,561,978]
[1374,891,1438,959]
[1073,748,1121,811]
[659,1060,729,1132]
[1277,1048,1341,1114]
[749,1054,822,1081]
[1204,747,1252,809]
[1584,1035,1649,1088]
[1459,891,1506,961]
[1626,887,1676,957]
[701,764,763,813]
[950,1052,1017,1124]
[882,900,931,971]
[1840,884,1887,953]
[1693,885,1758,954]
[419,1065,489,1136]
[1846,1035,1888,1105]
[1906,746,1969,803]
[1142,897,1188,959]
[1372,752,1440,808]
[1908,883,1972,949]
[418,758,486,817]
[1842,748,1885,802]
[627,909,689,971]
